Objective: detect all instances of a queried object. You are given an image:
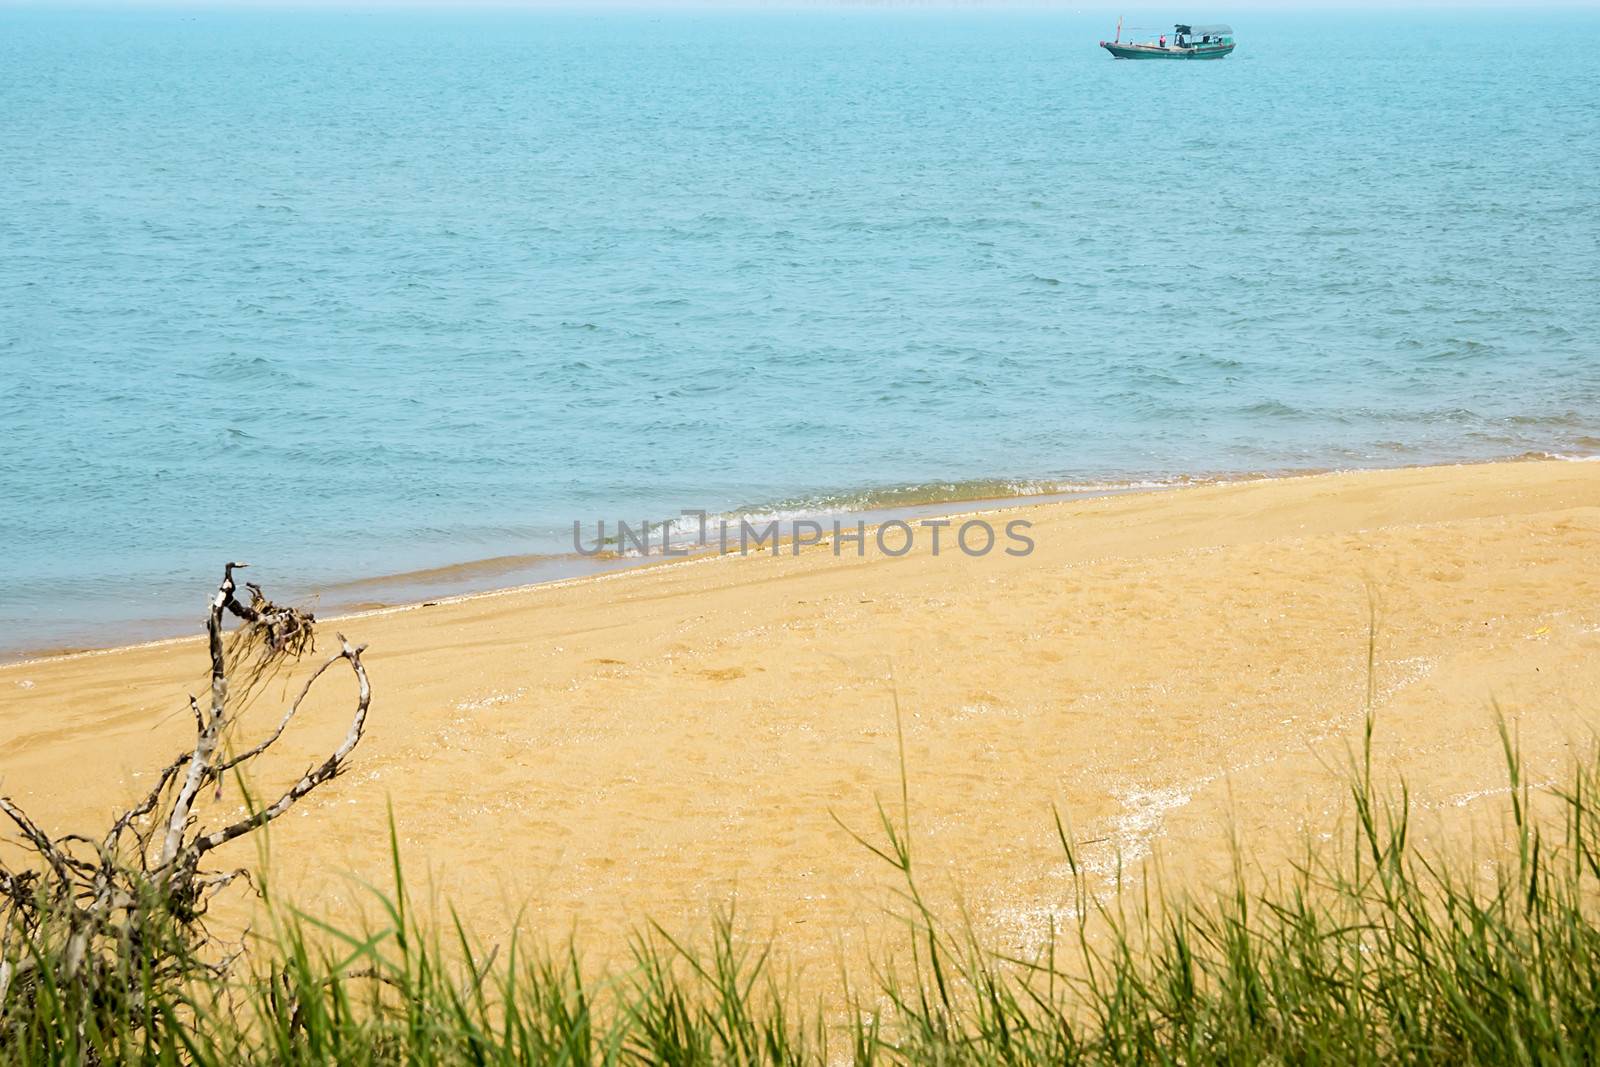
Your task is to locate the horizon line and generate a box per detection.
[5,0,1599,11]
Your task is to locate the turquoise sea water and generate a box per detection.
[3,8,1598,654]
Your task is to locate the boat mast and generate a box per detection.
[1114,15,1123,43]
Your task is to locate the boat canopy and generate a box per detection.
[1175,23,1232,35]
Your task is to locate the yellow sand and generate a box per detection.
[3,460,1599,976]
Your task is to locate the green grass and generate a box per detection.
[6,712,1600,1065]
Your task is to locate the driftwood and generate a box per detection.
[0,563,370,1007]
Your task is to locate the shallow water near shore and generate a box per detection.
[2,8,1598,653]
[0,479,1173,662]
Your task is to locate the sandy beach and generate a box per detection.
[3,459,1598,981]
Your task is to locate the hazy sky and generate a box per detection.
[6,0,1599,9]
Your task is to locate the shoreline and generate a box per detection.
[2,452,1591,669]
[0,452,1580,667]
[0,470,1224,667]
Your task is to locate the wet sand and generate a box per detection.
[2,459,1598,981]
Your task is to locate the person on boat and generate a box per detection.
[1158,33,1167,47]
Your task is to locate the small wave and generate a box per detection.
[1527,442,1600,462]
[1424,340,1498,362]
[1504,412,1584,428]
[1240,400,1305,418]
[184,353,305,388]
[620,475,1200,557]
[719,475,1195,526]
[1176,352,1245,372]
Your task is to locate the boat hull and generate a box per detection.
[1101,42,1235,60]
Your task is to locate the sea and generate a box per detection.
[2,7,1598,656]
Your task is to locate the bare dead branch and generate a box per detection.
[194,636,370,857]
[0,797,87,888]
[0,564,373,1015]
[212,644,356,777]
[155,563,243,870]
[104,751,191,858]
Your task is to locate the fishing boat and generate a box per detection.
[1100,21,1235,60]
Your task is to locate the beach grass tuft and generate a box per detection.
[5,712,1600,1064]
